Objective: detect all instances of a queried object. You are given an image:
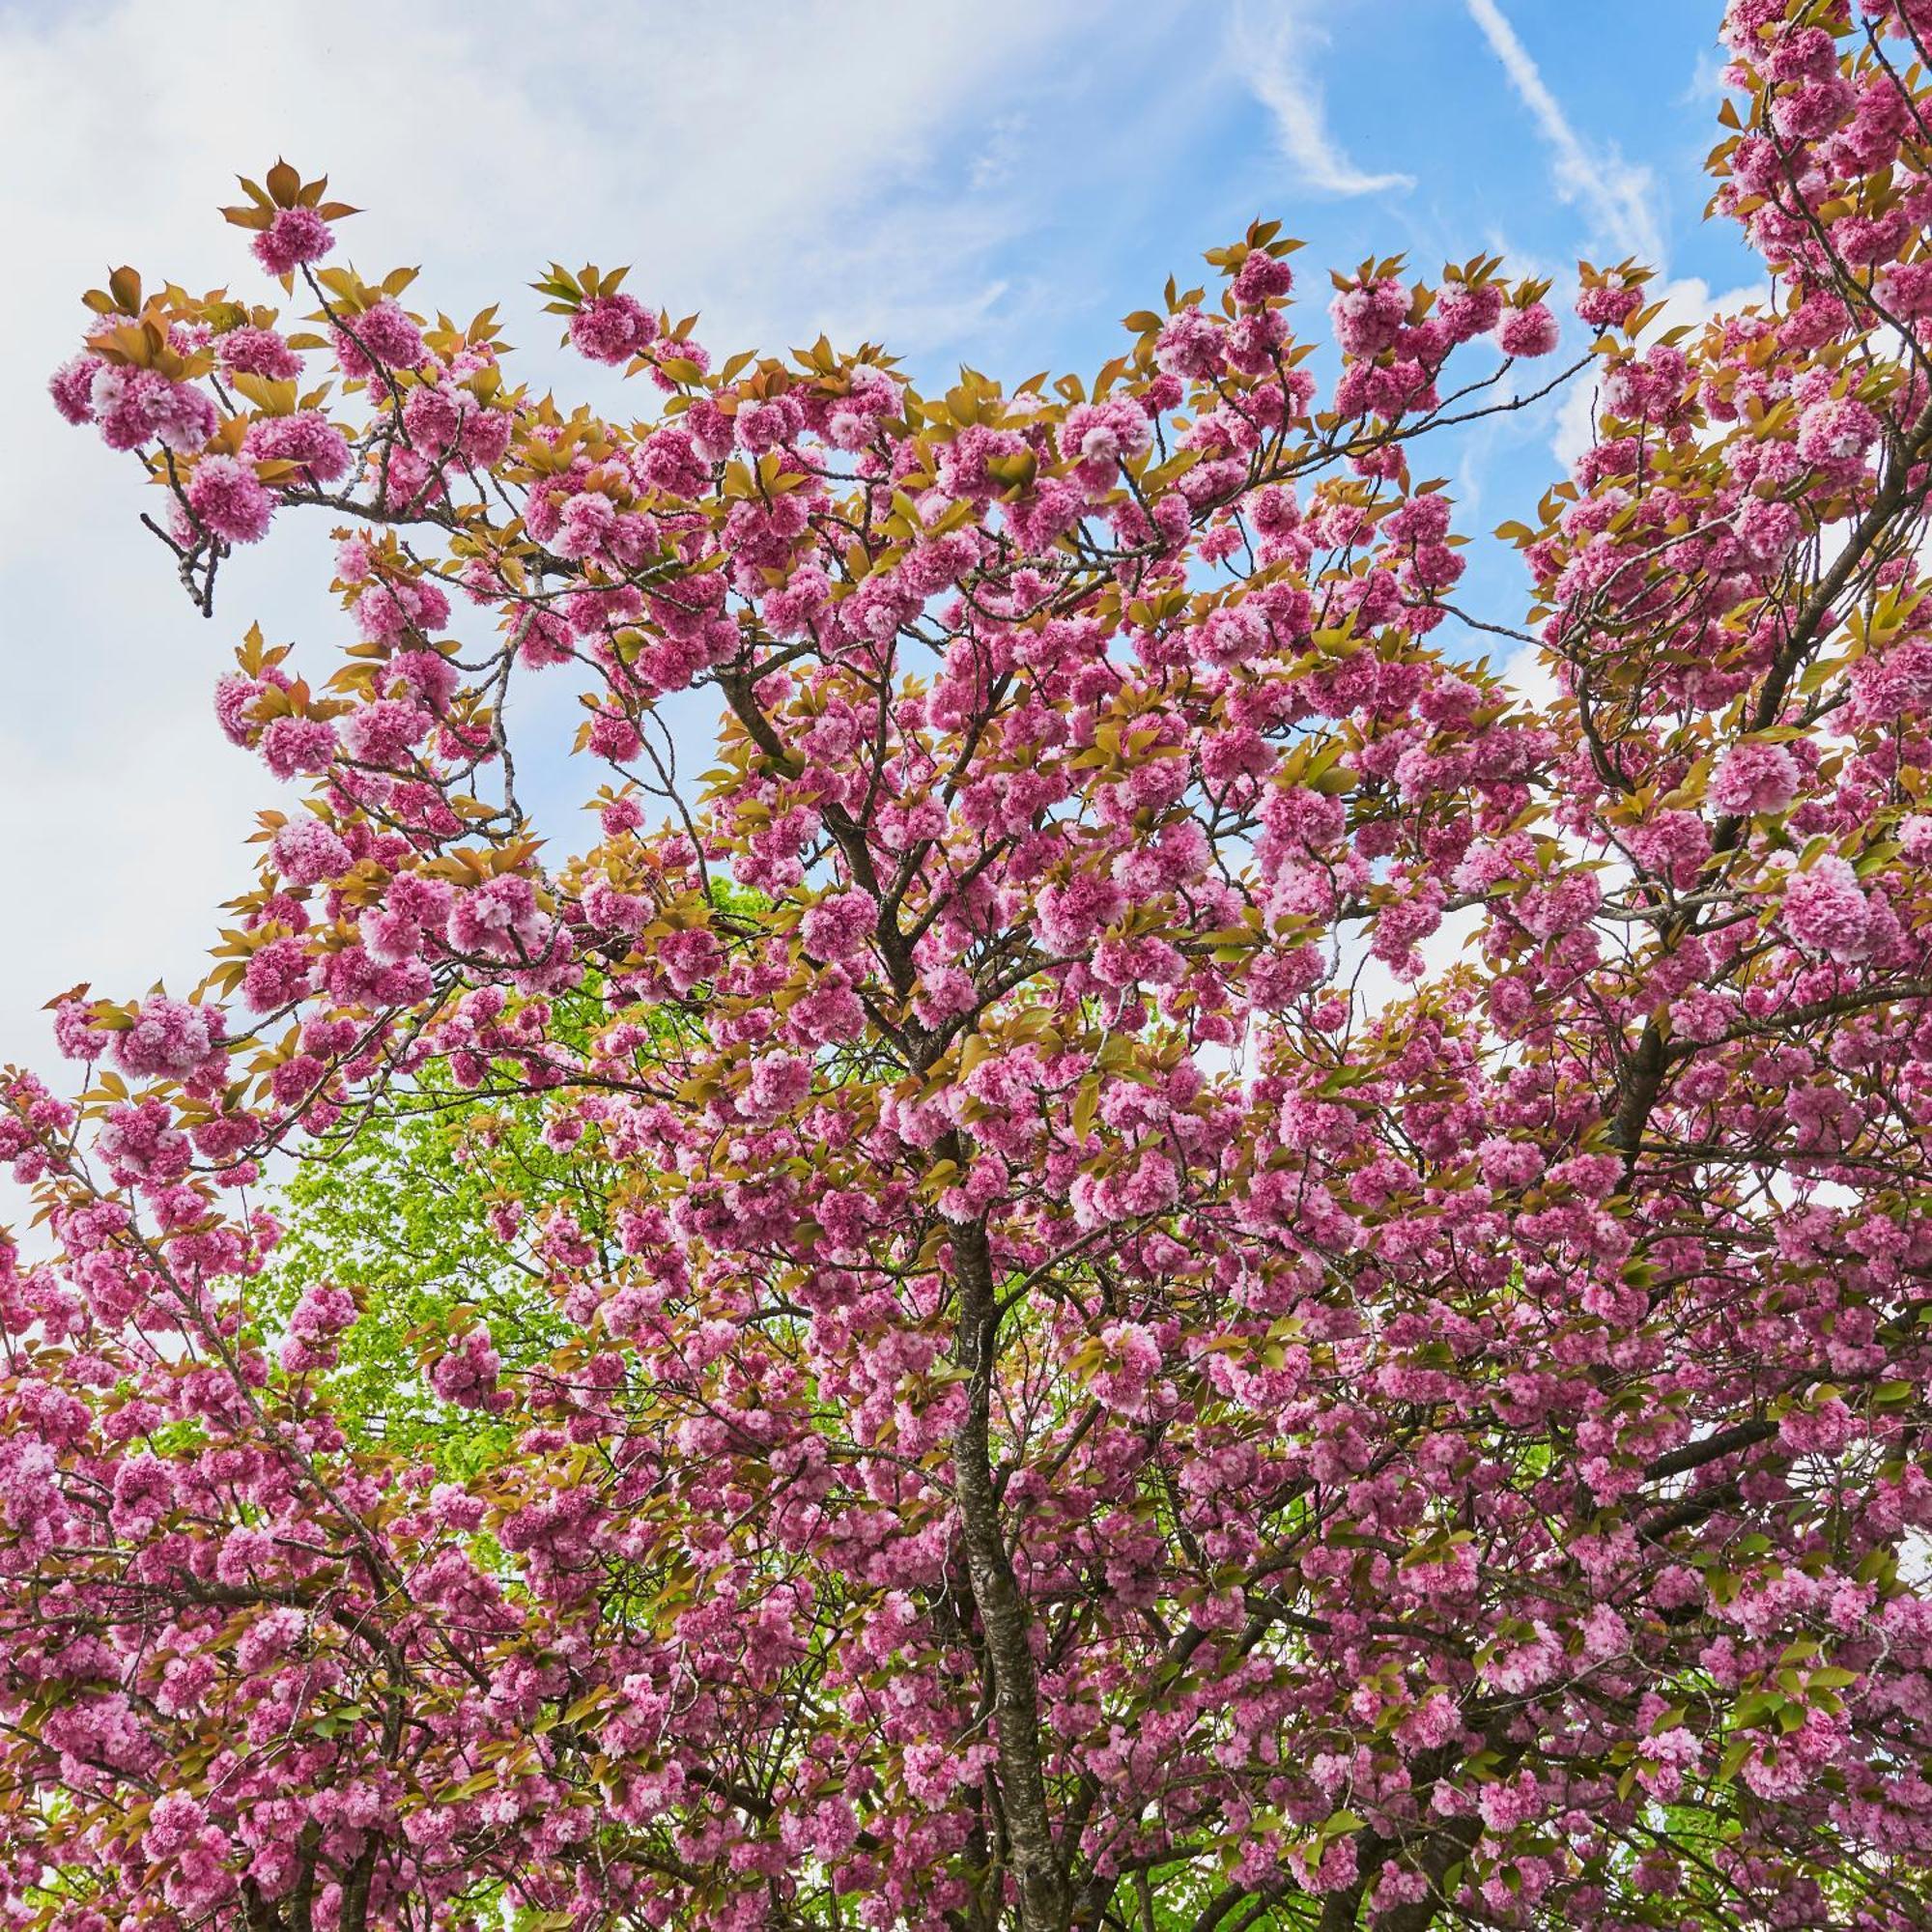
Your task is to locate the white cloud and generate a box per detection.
[0,0,1130,1094]
[1684,45,1734,104]
[1463,0,1663,267]
[1228,1,1415,197]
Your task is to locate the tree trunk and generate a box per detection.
[952,1216,1065,1932]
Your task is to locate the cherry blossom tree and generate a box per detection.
[11,3,1932,1928]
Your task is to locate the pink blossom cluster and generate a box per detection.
[16,26,1932,1928]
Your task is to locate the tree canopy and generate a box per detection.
[9,4,1932,1929]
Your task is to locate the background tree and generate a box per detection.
[254,1057,572,1475]
[9,3,1932,1929]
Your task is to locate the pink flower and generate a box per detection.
[1091,1320,1163,1415]
[355,577,450,641]
[583,881,648,936]
[1231,250,1294,305]
[141,1791,209,1859]
[1477,1137,1545,1189]
[270,817,353,887]
[243,410,351,483]
[152,383,220,449]
[635,424,711,498]
[289,1281,356,1343]
[1781,856,1870,960]
[799,889,877,963]
[745,1051,811,1121]
[1795,395,1881,467]
[1772,74,1856,140]
[91,366,217,453]
[242,935,314,1012]
[1577,281,1645,329]
[1036,875,1125,952]
[1330,277,1409,356]
[658,928,722,993]
[1247,945,1324,1010]
[516,610,576,668]
[49,353,103,424]
[186,456,274,545]
[1154,307,1224,380]
[1879,261,1932,320]
[552,491,617,560]
[341,697,430,767]
[1439,283,1504,342]
[52,998,113,1061]
[1634,1725,1702,1801]
[447,875,553,963]
[1708,740,1799,815]
[217,327,303,380]
[213,670,270,744]
[1497,303,1559,356]
[736,395,804,451]
[569,294,652,366]
[936,425,1030,503]
[258,716,338,780]
[1763,24,1837,82]
[338,298,424,375]
[113,995,221,1081]
[252,205,333,276]
[1737,497,1802,560]
[431,1325,506,1410]
[1058,399,1152,491]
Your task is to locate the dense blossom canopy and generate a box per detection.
[11,3,1932,1928]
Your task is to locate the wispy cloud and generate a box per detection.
[1228,1,1414,197]
[1464,0,1663,265]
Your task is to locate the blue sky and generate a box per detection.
[0,0,1762,1084]
[884,1,1748,380]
